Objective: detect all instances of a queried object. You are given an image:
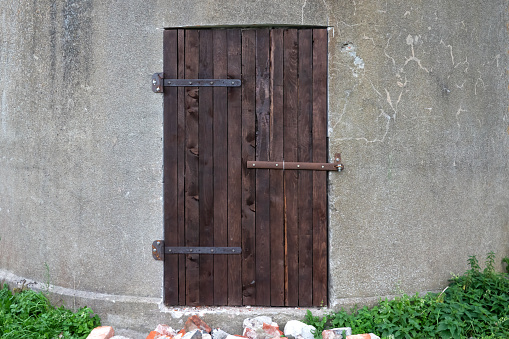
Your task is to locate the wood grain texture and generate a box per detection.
[255,29,271,306]
[297,29,313,307]
[163,29,179,306]
[176,29,186,305]
[312,28,329,306]
[227,28,243,306]
[283,28,299,307]
[212,29,228,306]
[269,28,285,306]
[198,29,214,306]
[184,29,200,306]
[241,29,257,305]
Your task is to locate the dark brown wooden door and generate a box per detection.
[163,28,328,307]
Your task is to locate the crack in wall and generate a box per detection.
[404,34,429,73]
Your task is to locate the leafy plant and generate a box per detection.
[305,253,509,339]
[0,283,100,338]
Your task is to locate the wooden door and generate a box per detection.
[163,27,328,307]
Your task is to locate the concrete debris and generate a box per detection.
[242,316,273,330]
[243,317,283,339]
[211,328,230,339]
[283,320,316,339]
[86,316,380,339]
[156,325,178,337]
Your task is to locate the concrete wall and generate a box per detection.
[1,0,508,337]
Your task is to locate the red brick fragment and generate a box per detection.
[185,315,212,333]
[156,324,177,337]
[346,334,380,339]
[147,331,160,339]
[86,326,115,339]
[262,323,283,337]
[146,331,174,339]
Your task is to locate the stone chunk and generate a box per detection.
[225,335,247,339]
[322,328,352,339]
[243,316,273,330]
[211,328,230,339]
[243,317,283,339]
[87,326,115,339]
[185,315,212,333]
[283,320,316,339]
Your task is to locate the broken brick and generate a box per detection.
[185,315,212,333]
[155,324,178,337]
[86,326,115,339]
[345,334,380,339]
[262,323,283,337]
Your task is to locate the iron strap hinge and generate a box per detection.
[152,240,242,261]
[152,73,241,93]
[247,153,344,172]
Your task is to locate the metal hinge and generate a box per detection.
[152,73,241,93]
[152,240,242,261]
[247,153,344,172]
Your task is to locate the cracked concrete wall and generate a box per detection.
[0,0,508,336]
[325,1,509,306]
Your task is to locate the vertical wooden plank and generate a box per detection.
[283,28,299,307]
[227,28,243,306]
[163,29,179,306]
[184,29,200,306]
[312,28,328,306]
[255,29,271,306]
[297,29,313,307]
[213,29,228,305]
[269,28,285,306]
[176,29,186,306]
[241,29,257,305]
[198,29,214,306]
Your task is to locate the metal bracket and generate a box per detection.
[152,73,241,93]
[247,153,344,172]
[152,240,242,260]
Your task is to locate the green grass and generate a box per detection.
[0,283,100,338]
[305,252,509,339]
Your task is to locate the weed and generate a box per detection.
[305,253,509,339]
[0,283,100,338]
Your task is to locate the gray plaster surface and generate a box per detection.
[324,0,509,305]
[0,0,164,298]
[0,0,508,335]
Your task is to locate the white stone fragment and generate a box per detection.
[211,328,230,339]
[283,320,316,339]
[243,316,273,330]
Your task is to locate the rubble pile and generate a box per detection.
[86,315,380,339]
